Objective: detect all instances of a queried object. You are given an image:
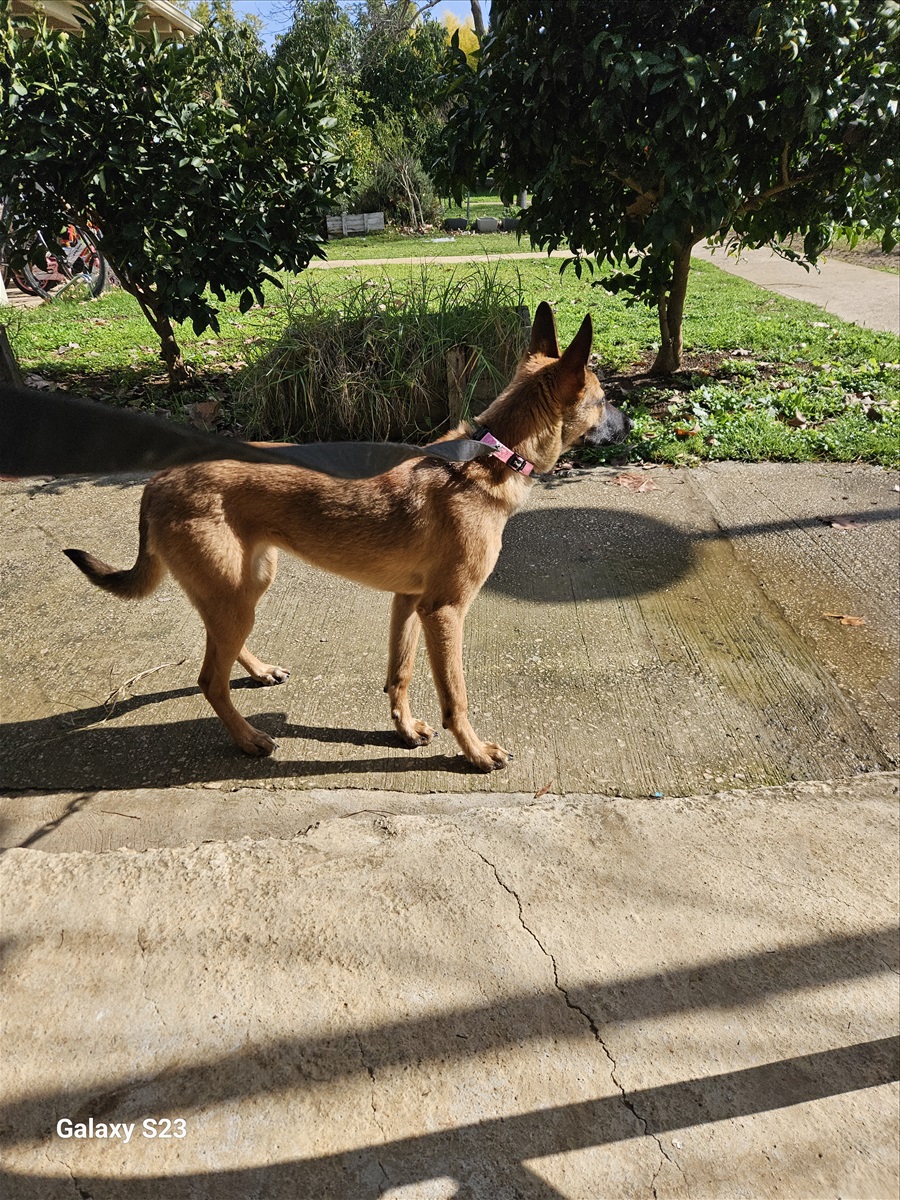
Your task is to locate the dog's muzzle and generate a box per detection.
[584,401,632,447]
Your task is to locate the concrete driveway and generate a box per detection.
[1,462,898,1198]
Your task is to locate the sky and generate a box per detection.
[225,1,488,51]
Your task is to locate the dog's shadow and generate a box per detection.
[2,506,697,790]
[0,685,473,790]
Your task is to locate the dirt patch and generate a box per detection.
[823,241,899,273]
[593,350,770,407]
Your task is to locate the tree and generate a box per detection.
[443,12,479,68]
[468,0,486,41]
[279,0,448,165]
[275,1,377,197]
[189,0,264,42]
[439,0,899,372]
[0,0,347,385]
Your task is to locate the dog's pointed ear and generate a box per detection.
[527,301,561,358]
[557,313,594,384]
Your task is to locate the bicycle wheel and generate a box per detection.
[6,264,44,297]
[16,244,69,299]
[69,225,107,297]
[13,227,107,300]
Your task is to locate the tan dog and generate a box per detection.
[65,302,629,771]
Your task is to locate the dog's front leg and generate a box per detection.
[418,601,510,772]
[386,593,436,747]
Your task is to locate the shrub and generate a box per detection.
[354,156,440,227]
[236,266,527,441]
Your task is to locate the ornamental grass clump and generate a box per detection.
[236,266,527,442]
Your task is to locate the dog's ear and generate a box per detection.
[527,301,561,358]
[556,313,594,386]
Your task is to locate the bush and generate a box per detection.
[354,156,440,227]
[236,266,527,441]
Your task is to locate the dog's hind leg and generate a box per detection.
[169,541,281,755]
[417,601,509,772]
[196,600,280,757]
[236,547,291,686]
[385,592,436,747]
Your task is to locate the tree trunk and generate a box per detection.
[0,323,23,386]
[651,241,694,374]
[119,274,190,388]
[517,189,528,210]
[470,0,486,39]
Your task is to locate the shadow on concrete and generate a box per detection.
[485,505,897,602]
[1,928,896,1196]
[486,507,694,603]
[0,687,471,793]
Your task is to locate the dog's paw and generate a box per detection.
[468,742,511,772]
[253,665,291,686]
[239,726,279,757]
[396,718,437,748]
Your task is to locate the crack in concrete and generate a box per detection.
[461,836,685,1193]
[136,927,167,1032]
[47,1141,93,1199]
[354,1030,392,1192]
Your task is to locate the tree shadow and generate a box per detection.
[485,504,898,603]
[1,928,896,1197]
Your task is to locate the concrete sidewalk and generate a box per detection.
[1,463,896,801]
[691,244,899,335]
[1,461,898,1197]
[2,777,898,1199]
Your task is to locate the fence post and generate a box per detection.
[446,345,470,424]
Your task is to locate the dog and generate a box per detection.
[64,302,630,772]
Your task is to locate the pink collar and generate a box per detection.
[473,427,535,476]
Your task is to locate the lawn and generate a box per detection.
[320,229,538,259]
[5,249,899,467]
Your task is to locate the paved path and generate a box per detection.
[2,462,898,1198]
[3,775,897,1200]
[693,244,899,335]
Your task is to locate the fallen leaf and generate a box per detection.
[534,781,554,799]
[827,519,863,530]
[613,472,659,493]
[189,400,220,430]
[823,612,866,626]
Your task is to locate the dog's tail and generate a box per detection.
[64,503,164,600]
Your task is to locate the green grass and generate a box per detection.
[440,192,519,221]
[321,228,538,259]
[6,252,899,466]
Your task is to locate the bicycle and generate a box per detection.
[5,222,107,300]
[0,193,109,300]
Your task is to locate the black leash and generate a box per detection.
[0,382,495,479]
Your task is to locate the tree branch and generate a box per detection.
[470,0,486,39]
[607,170,664,218]
[737,172,817,214]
